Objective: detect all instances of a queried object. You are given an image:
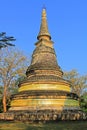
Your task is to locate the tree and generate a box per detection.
[0,84,18,112]
[0,32,15,49]
[80,92,87,113]
[63,70,87,96]
[0,47,29,112]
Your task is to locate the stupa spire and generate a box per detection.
[37,8,51,40]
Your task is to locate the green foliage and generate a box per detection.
[80,93,87,113]
[0,97,10,113]
[0,98,3,112]
[0,85,18,113]
[0,86,3,112]
[0,86,3,95]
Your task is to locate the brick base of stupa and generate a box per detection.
[0,109,86,122]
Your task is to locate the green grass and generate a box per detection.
[0,121,87,130]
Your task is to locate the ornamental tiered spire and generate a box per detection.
[37,8,51,40]
[8,8,83,122]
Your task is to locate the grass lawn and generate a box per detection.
[0,121,87,130]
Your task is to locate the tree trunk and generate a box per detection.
[2,86,7,112]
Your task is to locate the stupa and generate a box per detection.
[9,9,84,121]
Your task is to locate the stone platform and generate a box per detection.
[0,110,86,122]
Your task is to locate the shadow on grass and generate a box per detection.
[0,121,87,130]
[24,121,87,130]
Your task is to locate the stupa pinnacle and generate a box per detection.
[8,9,84,121]
[37,8,51,40]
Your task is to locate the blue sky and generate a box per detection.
[0,0,87,75]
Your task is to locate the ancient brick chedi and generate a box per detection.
[9,9,83,120]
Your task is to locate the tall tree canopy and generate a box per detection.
[63,70,87,96]
[0,32,15,49]
[0,47,29,112]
